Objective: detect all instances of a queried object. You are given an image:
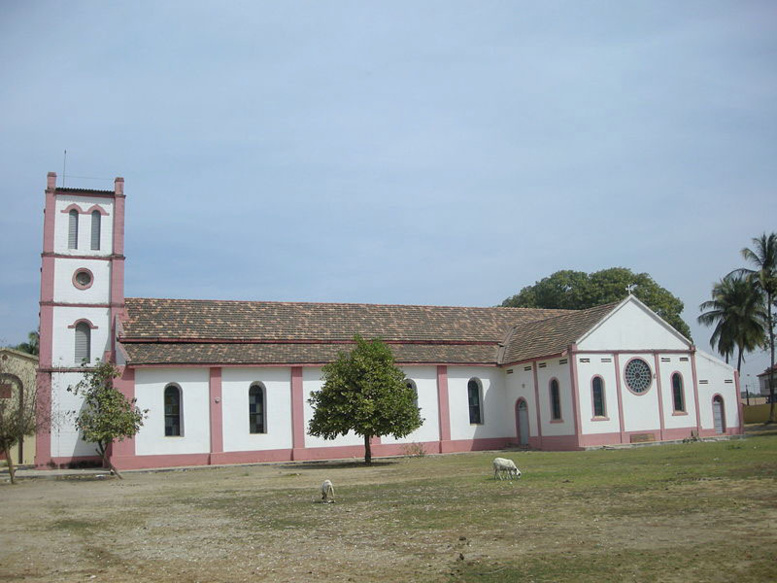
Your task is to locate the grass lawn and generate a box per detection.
[2,427,776,582]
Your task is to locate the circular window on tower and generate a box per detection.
[73,268,94,290]
[624,358,652,394]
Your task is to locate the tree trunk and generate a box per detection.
[99,442,123,479]
[3,447,17,485]
[363,433,372,465]
[768,292,775,424]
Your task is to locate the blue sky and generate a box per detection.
[1,1,775,387]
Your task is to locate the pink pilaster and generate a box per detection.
[34,373,52,468]
[436,366,452,452]
[613,354,626,443]
[291,367,305,459]
[568,348,581,448]
[532,362,543,449]
[653,353,666,441]
[690,349,702,434]
[110,367,137,465]
[209,368,223,460]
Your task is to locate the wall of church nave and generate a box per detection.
[134,368,211,455]
[575,356,621,436]
[221,367,293,452]
[447,367,506,441]
[655,355,697,431]
[301,367,364,449]
[54,195,114,256]
[51,306,111,366]
[534,359,574,437]
[695,352,741,433]
[53,257,112,304]
[504,365,539,439]
[48,372,101,458]
[381,366,440,445]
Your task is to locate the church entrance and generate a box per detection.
[712,396,726,434]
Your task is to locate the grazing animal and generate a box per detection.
[492,457,521,481]
[321,479,335,503]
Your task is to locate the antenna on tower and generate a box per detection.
[62,149,67,187]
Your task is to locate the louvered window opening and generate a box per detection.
[90,211,101,250]
[68,210,79,249]
[74,322,90,364]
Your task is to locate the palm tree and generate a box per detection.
[734,233,777,423]
[698,275,766,373]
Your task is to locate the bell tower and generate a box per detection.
[36,172,126,467]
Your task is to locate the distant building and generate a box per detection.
[35,173,743,470]
[0,347,38,466]
[757,364,777,397]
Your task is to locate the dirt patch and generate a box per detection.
[2,446,776,582]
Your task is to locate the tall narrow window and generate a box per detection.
[592,377,606,417]
[164,385,182,437]
[68,209,79,249]
[74,322,91,364]
[550,379,562,421]
[90,211,101,250]
[467,378,482,424]
[672,373,685,412]
[249,383,266,434]
[405,379,419,409]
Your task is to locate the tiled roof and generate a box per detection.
[500,302,620,364]
[119,297,612,367]
[121,342,501,367]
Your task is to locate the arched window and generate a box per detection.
[68,209,79,249]
[74,322,91,364]
[467,378,483,424]
[550,379,562,421]
[164,384,182,437]
[671,373,685,413]
[405,379,419,409]
[592,376,606,418]
[249,383,266,434]
[90,211,101,250]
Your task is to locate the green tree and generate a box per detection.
[68,360,147,478]
[14,330,39,356]
[501,267,692,339]
[734,233,777,423]
[698,275,767,373]
[308,336,423,465]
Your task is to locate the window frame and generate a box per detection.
[549,378,562,422]
[68,209,79,249]
[467,378,483,425]
[248,382,267,434]
[591,375,607,419]
[164,384,183,437]
[90,210,101,250]
[624,357,653,395]
[74,321,91,364]
[671,372,687,414]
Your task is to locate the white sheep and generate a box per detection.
[492,457,521,481]
[321,479,335,503]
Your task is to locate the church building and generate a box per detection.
[35,173,743,470]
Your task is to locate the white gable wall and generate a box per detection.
[576,356,620,436]
[579,299,689,352]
